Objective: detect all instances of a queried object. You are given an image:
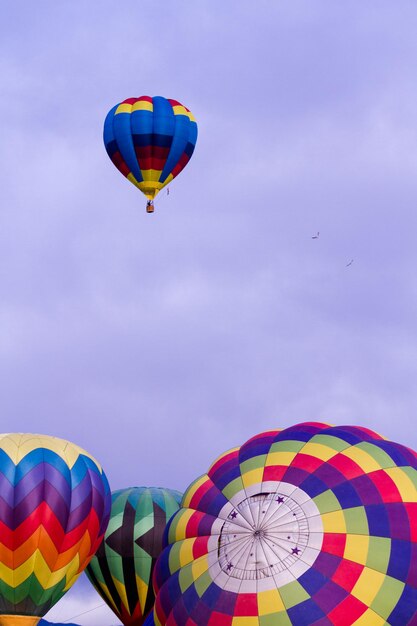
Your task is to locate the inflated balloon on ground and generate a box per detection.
[86,487,182,626]
[153,422,417,625]
[104,96,198,212]
[0,434,111,626]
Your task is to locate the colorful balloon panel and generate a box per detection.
[104,96,198,202]
[86,487,182,626]
[153,423,417,625]
[0,434,111,622]
[142,612,155,626]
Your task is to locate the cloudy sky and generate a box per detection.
[1,1,417,623]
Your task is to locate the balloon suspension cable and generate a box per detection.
[146,200,155,213]
[62,602,108,623]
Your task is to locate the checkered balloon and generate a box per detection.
[153,423,417,625]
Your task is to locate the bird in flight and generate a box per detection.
[346,259,354,267]
[312,231,319,239]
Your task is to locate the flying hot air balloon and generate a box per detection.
[86,487,182,626]
[153,422,417,625]
[0,433,111,626]
[104,96,198,213]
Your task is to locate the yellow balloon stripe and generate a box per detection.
[126,172,142,189]
[351,567,386,606]
[132,100,153,112]
[141,168,163,183]
[0,434,100,469]
[113,576,129,613]
[384,467,417,501]
[115,103,132,114]
[353,610,386,626]
[172,105,196,121]
[97,582,119,614]
[0,549,80,589]
[183,476,208,508]
[136,573,149,614]
[257,588,286,614]
[170,509,196,540]
[341,446,382,473]
[137,180,165,199]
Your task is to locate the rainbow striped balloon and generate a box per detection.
[0,434,111,626]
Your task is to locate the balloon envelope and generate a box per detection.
[142,612,155,626]
[86,487,182,626]
[154,423,417,625]
[0,434,111,625]
[104,96,198,207]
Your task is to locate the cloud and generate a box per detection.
[0,0,417,496]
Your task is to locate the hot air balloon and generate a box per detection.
[104,96,198,213]
[153,423,417,625]
[86,487,182,626]
[0,433,111,626]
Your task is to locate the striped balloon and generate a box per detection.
[86,487,182,626]
[0,434,111,626]
[103,96,198,212]
[154,423,417,625]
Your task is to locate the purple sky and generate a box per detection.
[1,1,417,623]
